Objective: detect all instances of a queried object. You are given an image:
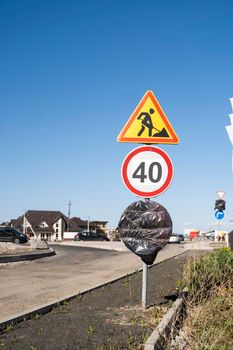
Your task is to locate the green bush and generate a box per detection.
[179,249,233,349]
[182,248,233,302]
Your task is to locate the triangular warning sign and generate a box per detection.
[117,90,179,144]
[217,191,225,199]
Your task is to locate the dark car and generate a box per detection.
[0,226,28,244]
[74,231,110,241]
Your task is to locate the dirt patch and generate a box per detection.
[0,243,31,255]
[0,243,36,256]
[0,251,202,350]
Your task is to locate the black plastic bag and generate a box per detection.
[118,200,172,265]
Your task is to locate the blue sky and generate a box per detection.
[1,0,233,233]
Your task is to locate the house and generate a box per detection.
[12,210,66,241]
[64,217,109,240]
[68,217,108,234]
[8,210,108,242]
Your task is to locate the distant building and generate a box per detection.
[64,217,109,240]
[6,210,108,241]
[68,217,108,234]
[12,210,66,241]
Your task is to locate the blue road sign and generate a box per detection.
[215,210,224,220]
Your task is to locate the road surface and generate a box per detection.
[0,243,189,322]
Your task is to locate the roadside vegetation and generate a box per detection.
[175,248,233,350]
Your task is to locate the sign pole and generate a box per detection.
[142,197,149,309]
[142,262,148,309]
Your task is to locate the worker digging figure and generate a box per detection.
[137,108,155,137]
[137,108,169,138]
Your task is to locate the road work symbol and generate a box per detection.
[137,108,169,138]
[117,90,179,144]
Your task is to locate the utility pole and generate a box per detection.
[67,201,71,232]
[23,214,26,235]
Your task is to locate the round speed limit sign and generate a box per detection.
[121,146,174,198]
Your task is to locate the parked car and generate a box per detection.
[177,234,184,241]
[74,231,110,241]
[0,226,28,244]
[168,233,183,243]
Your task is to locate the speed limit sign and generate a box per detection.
[121,146,174,198]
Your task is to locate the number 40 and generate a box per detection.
[132,162,162,183]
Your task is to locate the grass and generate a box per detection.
[171,248,233,350]
[3,323,14,333]
[87,325,96,335]
[182,247,233,303]
[182,285,233,349]
[53,300,70,314]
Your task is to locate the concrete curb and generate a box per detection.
[144,288,188,350]
[0,248,56,264]
[0,250,188,332]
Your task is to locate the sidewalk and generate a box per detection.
[0,250,207,350]
[49,240,129,251]
[0,240,214,325]
[50,238,215,252]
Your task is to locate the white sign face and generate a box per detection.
[121,146,174,198]
[217,191,225,199]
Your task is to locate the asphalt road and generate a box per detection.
[0,243,187,322]
[0,245,142,321]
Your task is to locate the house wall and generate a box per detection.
[63,231,78,240]
[38,232,54,241]
[53,218,65,240]
[95,223,108,233]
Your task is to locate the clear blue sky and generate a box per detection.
[1,0,233,233]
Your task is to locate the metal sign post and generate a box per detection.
[142,262,148,309]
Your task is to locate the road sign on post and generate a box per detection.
[117,90,178,309]
[217,191,225,199]
[117,90,179,144]
[121,146,174,198]
[215,210,224,220]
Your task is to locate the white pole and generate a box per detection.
[142,262,148,309]
[23,214,26,235]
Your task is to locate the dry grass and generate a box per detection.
[167,248,233,350]
[182,284,233,350]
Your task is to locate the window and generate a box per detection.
[40,221,48,228]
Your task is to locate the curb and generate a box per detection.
[0,248,56,264]
[144,288,188,350]
[0,250,188,332]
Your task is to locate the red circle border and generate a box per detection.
[121,146,174,198]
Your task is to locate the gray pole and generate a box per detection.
[67,201,71,232]
[142,197,150,309]
[142,262,148,309]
